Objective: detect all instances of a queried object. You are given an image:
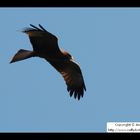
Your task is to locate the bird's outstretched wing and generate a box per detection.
[48,59,86,100]
[22,24,62,55]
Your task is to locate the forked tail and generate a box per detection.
[10,49,35,63]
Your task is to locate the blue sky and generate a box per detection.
[0,8,140,132]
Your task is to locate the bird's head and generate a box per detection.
[61,50,74,60]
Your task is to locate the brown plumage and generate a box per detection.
[10,24,86,100]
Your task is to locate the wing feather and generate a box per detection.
[22,24,61,55]
[48,59,86,100]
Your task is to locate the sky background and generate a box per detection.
[0,8,140,132]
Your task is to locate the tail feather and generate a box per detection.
[10,49,34,63]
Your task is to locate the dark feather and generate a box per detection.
[11,24,86,100]
[39,24,47,32]
[30,24,42,31]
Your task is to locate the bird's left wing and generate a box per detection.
[48,59,86,100]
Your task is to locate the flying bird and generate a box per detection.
[10,24,86,100]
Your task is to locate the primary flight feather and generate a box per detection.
[10,24,86,100]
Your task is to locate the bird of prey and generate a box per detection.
[10,24,86,100]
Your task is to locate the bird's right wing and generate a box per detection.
[22,24,62,55]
